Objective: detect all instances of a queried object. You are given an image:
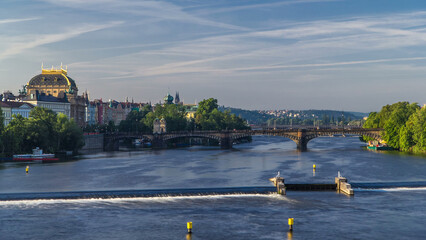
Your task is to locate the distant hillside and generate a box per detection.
[218,107,271,124]
[219,107,368,125]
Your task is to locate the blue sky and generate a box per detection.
[1,0,426,112]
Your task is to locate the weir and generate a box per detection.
[269,172,354,196]
[1,181,425,201]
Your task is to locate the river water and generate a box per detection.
[1,136,425,239]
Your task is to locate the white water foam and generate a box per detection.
[0,193,295,207]
[356,187,426,192]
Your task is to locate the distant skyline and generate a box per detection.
[1,0,426,112]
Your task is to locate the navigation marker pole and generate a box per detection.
[288,218,294,231]
[187,222,192,234]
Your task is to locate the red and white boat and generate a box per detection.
[13,148,59,162]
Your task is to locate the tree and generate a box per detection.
[2,107,85,156]
[195,98,249,131]
[119,110,150,133]
[406,107,426,153]
[197,98,218,115]
[363,102,423,152]
[26,107,58,153]
[143,104,188,132]
[56,113,84,153]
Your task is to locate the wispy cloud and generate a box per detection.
[0,21,122,60]
[0,17,39,25]
[40,0,249,31]
[3,0,426,110]
[193,0,341,16]
[67,10,426,81]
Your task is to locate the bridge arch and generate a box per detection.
[103,128,383,151]
[162,134,221,142]
[104,134,153,151]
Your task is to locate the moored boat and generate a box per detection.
[13,148,59,162]
[367,141,393,151]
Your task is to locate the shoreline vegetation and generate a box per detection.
[363,101,426,154]
[0,107,84,157]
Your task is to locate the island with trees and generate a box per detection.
[363,101,426,153]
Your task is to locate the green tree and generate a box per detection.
[119,110,150,132]
[2,107,85,156]
[406,107,426,153]
[195,98,249,131]
[363,102,421,152]
[3,115,26,155]
[143,104,188,132]
[56,113,84,153]
[26,107,58,153]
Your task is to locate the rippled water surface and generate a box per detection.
[1,136,426,239]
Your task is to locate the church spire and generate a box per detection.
[175,91,180,104]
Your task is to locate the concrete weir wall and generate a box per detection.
[335,177,354,195]
[81,134,104,153]
[269,174,354,196]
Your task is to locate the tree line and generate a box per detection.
[0,107,84,156]
[86,98,250,133]
[363,101,426,153]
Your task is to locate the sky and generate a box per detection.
[1,0,426,112]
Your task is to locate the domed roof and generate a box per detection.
[28,73,77,90]
[163,93,174,104]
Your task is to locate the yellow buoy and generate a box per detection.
[187,222,192,233]
[313,164,316,169]
[288,218,294,231]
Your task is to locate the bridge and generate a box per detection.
[103,128,383,151]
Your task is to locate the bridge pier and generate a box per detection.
[296,140,308,151]
[104,138,119,151]
[152,135,167,149]
[220,135,233,149]
[296,129,308,151]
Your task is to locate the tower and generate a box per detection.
[175,91,180,104]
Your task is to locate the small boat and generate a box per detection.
[13,147,59,162]
[367,141,393,151]
[134,139,142,146]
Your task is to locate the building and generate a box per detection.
[0,102,12,126]
[163,93,174,104]
[0,101,34,126]
[184,104,198,119]
[85,98,149,126]
[1,91,17,101]
[86,101,97,126]
[9,102,34,119]
[25,65,87,126]
[175,92,182,104]
[24,93,70,118]
[153,118,166,134]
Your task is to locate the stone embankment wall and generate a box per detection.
[81,134,104,153]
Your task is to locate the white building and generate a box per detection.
[24,93,70,118]
[0,101,34,126]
